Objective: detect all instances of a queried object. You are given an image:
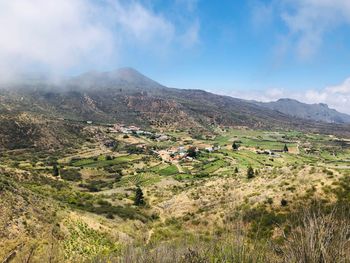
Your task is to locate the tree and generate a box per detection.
[281,198,288,206]
[134,186,145,206]
[105,155,113,161]
[234,167,239,173]
[232,141,239,151]
[53,164,59,177]
[247,166,255,179]
[284,144,289,152]
[187,147,197,158]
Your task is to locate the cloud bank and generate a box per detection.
[0,0,200,82]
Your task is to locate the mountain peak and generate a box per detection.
[69,67,163,89]
[108,67,156,83]
[319,103,329,108]
[276,98,299,103]
[115,67,141,74]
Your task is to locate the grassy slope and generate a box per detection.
[1,126,350,262]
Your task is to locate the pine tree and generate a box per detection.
[134,186,145,206]
[234,167,239,173]
[284,144,289,152]
[247,166,255,179]
[232,141,239,150]
[53,164,59,177]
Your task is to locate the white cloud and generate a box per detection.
[0,0,200,81]
[326,77,350,94]
[0,0,114,80]
[179,19,200,48]
[281,0,350,58]
[175,0,199,13]
[112,1,175,45]
[250,1,274,30]
[243,1,350,113]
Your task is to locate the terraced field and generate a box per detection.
[1,126,350,262]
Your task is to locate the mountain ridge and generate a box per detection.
[1,67,350,150]
[254,98,350,124]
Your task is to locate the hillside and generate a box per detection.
[1,69,350,262]
[255,98,350,124]
[1,120,350,262]
[1,68,350,151]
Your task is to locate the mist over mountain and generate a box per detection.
[3,2,350,262]
[1,67,350,150]
[67,68,164,90]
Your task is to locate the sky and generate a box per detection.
[1,0,350,113]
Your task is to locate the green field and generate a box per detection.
[2,126,350,262]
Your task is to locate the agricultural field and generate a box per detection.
[1,125,350,262]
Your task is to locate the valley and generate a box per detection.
[1,119,350,262]
[2,1,350,261]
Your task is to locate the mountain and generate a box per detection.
[1,68,350,150]
[68,67,163,90]
[255,98,350,124]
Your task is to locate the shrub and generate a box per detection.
[134,186,145,206]
[281,199,288,207]
[279,207,350,263]
[52,164,59,177]
[187,147,197,158]
[105,155,113,161]
[60,169,82,182]
[247,167,255,179]
[232,141,240,150]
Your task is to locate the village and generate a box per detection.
[100,122,293,169]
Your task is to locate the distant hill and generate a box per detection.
[1,68,350,149]
[254,98,350,124]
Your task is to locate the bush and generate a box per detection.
[125,145,144,154]
[281,199,288,207]
[80,180,112,192]
[134,186,145,206]
[105,155,114,161]
[60,169,82,182]
[247,167,255,179]
[279,207,350,263]
[52,164,59,177]
[232,141,240,150]
[187,147,197,158]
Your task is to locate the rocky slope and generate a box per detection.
[1,68,350,150]
[255,98,350,124]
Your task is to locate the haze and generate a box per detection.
[1,0,350,113]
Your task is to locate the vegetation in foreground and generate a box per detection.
[1,125,350,262]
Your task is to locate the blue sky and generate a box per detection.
[1,0,350,113]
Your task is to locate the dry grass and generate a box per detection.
[279,207,350,263]
[94,206,350,263]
